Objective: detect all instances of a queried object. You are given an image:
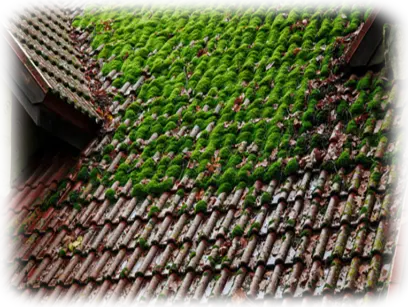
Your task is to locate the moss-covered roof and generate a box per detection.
[8,3,403,303]
[72,5,382,190]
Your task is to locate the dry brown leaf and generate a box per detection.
[240,237,248,248]
[293,47,302,55]
[270,148,278,160]
[232,103,241,112]
[196,189,205,200]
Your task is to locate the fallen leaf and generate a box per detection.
[240,237,248,248]
[266,62,274,71]
[232,104,241,112]
[270,148,278,160]
[68,236,84,252]
[293,47,302,55]
[196,189,205,200]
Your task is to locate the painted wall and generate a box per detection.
[0,81,11,199]
[10,92,43,184]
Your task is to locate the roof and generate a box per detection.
[4,5,103,121]
[7,4,405,303]
[8,151,77,213]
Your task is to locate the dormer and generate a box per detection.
[0,1,102,197]
[345,0,408,75]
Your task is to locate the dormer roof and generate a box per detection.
[345,0,408,67]
[0,0,101,122]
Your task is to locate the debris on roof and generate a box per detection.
[7,3,405,303]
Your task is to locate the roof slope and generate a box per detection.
[7,4,404,303]
[5,5,102,120]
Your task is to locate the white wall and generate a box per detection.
[0,81,11,200]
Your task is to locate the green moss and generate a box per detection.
[359,206,368,214]
[89,167,101,185]
[164,121,177,132]
[17,223,26,234]
[123,109,137,122]
[253,166,265,181]
[356,72,372,91]
[105,188,116,201]
[138,238,149,250]
[166,165,182,178]
[264,160,282,182]
[176,189,185,197]
[356,153,372,168]
[219,168,237,186]
[120,267,129,278]
[217,182,233,195]
[148,206,160,218]
[346,119,358,134]
[371,171,382,183]
[118,143,129,152]
[248,222,261,236]
[311,134,327,149]
[70,8,373,245]
[178,203,188,216]
[77,166,89,181]
[69,190,80,203]
[103,144,115,155]
[300,121,313,133]
[243,194,256,208]
[40,193,58,211]
[59,248,67,257]
[261,192,272,205]
[336,149,351,170]
[194,200,207,214]
[367,96,381,113]
[131,183,147,198]
[101,173,112,186]
[231,225,244,238]
[146,179,173,196]
[336,100,350,120]
[284,158,299,176]
[350,94,366,117]
[102,154,112,163]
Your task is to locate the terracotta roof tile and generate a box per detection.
[0,149,402,304]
